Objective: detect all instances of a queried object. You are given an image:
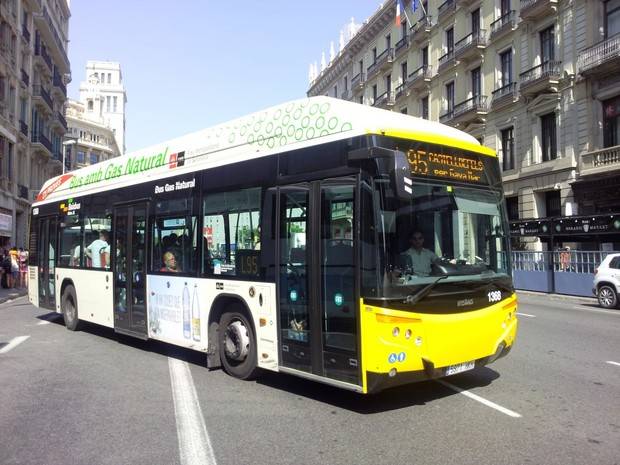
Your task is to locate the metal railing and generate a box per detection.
[351,72,365,88]
[577,34,620,74]
[33,85,53,111]
[454,29,487,56]
[20,69,29,87]
[34,39,53,72]
[31,131,53,153]
[411,15,433,36]
[491,10,516,37]
[438,50,455,69]
[581,145,620,171]
[512,251,615,274]
[19,120,28,137]
[452,95,488,118]
[492,82,517,100]
[407,64,433,86]
[519,60,562,85]
[22,25,30,44]
[438,0,456,20]
[395,35,409,54]
[57,111,67,130]
[53,72,66,95]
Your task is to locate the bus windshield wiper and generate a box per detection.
[372,275,449,305]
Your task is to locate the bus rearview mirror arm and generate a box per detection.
[348,148,411,201]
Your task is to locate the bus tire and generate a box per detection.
[219,309,259,380]
[597,285,618,309]
[61,284,82,331]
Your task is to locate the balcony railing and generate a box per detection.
[35,6,70,70]
[411,15,433,42]
[519,60,562,90]
[490,11,516,39]
[19,120,28,137]
[368,48,394,78]
[452,95,489,118]
[577,34,620,76]
[31,131,53,154]
[438,0,456,21]
[34,39,53,72]
[351,72,366,89]
[53,72,66,96]
[340,89,350,100]
[581,145,620,174]
[22,25,30,44]
[373,90,395,107]
[20,69,29,87]
[395,82,406,99]
[394,35,409,55]
[406,65,433,89]
[33,85,53,111]
[520,0,557,20]
[491,82,518,106]
[57,111,67,131]
[454,29,487,60]
[438,50,455,71]
[439,107,454,123]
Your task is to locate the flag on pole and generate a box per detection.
[395,0,404,26]
[412,0,417,11]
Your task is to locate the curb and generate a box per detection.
[516,289,597,304]
[0,289,28,305]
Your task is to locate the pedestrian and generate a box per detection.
[9,248,19,288]
[18,248,28,288]
[1,250,12,288]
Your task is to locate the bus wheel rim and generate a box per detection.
[224,320,250,361]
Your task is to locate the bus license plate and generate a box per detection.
[445,361,475,376]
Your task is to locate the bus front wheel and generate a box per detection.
[61,284,82,331]
[219,309,259,380]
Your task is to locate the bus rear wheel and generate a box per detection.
[61,284,82,331]
[219,309,259,380]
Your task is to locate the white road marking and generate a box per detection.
[516,312,536,318]
[437,379,522,418]
[168,358,217,465]
[0,336,30,354]
[606,361,620,367]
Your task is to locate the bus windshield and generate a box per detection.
[364,179,511,301]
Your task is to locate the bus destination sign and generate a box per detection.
[406,149,487,184]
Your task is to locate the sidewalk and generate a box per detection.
[516,289,597,304]
[0,287,28,305]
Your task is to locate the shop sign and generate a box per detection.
[553,215,620,235]
[0,213,12,232]
[510,220,550,237]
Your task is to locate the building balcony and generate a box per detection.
[491,82,518,109]
[577,34,620,78]
[410,16,433,44]
[450,95,489,125]
[438,0,456,23]
[519,61,562,96]
[24,0,42,14]
[457,0,478,6]
[406,65,433,92]
[367,48,394,79]
[34,39,53,73]
[57,111,67,131]
[454,30,487,63]
[20,69,29,87]
[520,0,558,21]
[352,72,366,90]
[19,120,28,138]
[490,11,517,41]
[34,6,70,73]
[22,25,30,44]
[394,35,409,57]
[580,145,620,177]
[32,85,53,112]
[373,90,395,108]
[340,89,351,101]
[438,50,456,73]
[395,82,406,100]
[31,131,53,157]
[53,72,66,97]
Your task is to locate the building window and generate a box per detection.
[471,67,481,99]
[506,196,519,221]
[401,107,408,115]
[606,0,620,38]
[90,153,98,165]
[603,95,620,147]
[540,26,555,63]
[372,47,377,63]
[421,46,428,66]
[499,49,512,87]
[372,84,377,103]
[446,27,454,54]
[471,8,480,35]
[386,74,391,93]
[359,59,363,74]
[108,73,112,84]
[106,96,111,112]
[401,20,407,39]
[421,95,429,119]
[445,82,455,113]
[87,99,93,111]
[359,95,363,104]
[113,96,117,112]
[333,85,337,98]
[500,0,511,17]
[385,34,391,50]
[77,151,85,164]
[501,127,515,171]
[541,112,557,162]
[344,75,348,93]
[401,62,408,85]
[545,190,561,218]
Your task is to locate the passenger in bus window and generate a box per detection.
[85,230,110,269]
[70,241,81,267]
[160,251,180,272]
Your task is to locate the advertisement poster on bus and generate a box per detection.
[147,276,203,346]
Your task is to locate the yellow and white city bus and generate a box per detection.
[28,97,517,393]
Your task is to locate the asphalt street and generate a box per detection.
[0,293,618,465]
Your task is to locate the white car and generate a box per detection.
[593,253,620,309]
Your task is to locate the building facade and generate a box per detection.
[308,0,620,250]
[0,0,70,248]
[64,98,120,172]
[79,61,126,154]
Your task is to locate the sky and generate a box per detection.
[67,1,383,153]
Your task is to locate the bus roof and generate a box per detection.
[35,96,494,205]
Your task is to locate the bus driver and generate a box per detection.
[401,231,438,277]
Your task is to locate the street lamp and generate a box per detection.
[62,137,78,174]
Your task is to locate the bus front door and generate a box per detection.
[278,179,359,387]
[37,216,57,310]
[113,204,148,338]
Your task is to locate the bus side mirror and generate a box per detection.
[391,151,412,201]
